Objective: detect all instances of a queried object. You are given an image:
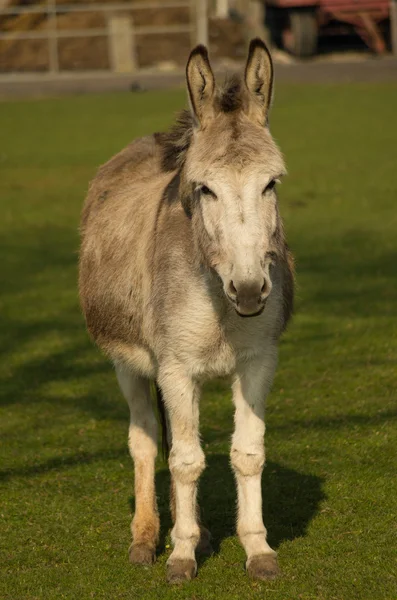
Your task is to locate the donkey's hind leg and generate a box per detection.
[116,365,159,565]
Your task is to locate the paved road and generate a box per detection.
[0,56,396,99]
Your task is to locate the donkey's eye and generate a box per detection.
[199,185,215,197]
[262,179,277,195]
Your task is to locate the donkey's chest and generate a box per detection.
[189,334,238,379]
[168,309,267,379]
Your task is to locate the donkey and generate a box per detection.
[79,39,294,583]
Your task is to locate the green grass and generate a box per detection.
[1,83,396,600]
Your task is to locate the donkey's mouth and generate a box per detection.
[225,291,267,318]
[234,305,266,318]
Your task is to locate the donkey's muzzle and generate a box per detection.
[227,279,269,317]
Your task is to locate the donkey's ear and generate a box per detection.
[244,38,274,125]
[186,45,215,127]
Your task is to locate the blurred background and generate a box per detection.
[1,2,396,600]
[0,0,396,94]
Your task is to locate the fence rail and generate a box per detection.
[0,0,193,15]
[0,25,193,40]
[0,0,208,78]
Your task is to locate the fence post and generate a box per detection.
[391,0,397,56]
[246,1,269,45]
[48,0,59,74]
[215,0,229,19]
[108,14,137,73]
[196,0,209,46]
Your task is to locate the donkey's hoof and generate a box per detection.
[196,527,213,556]
[247,554,280,580]
[129,543,155,565]
[167,559,197,584]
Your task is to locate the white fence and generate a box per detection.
[0,0,209,77]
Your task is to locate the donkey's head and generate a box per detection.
[180,39,286,317]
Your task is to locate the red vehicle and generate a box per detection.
[264,0,390,56]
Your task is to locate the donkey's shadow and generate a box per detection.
[130,454,325,559]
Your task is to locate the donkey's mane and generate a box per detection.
[156,74,245,172]
[155,109,194,172]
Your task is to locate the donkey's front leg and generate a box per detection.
[230,350,280,580]
[158,364,205,583]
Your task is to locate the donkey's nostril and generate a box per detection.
[228,280,237,297]
[261,280,268,294]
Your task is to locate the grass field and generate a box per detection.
[1,83,396,600]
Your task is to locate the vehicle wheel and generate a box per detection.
[282,9,318,57]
